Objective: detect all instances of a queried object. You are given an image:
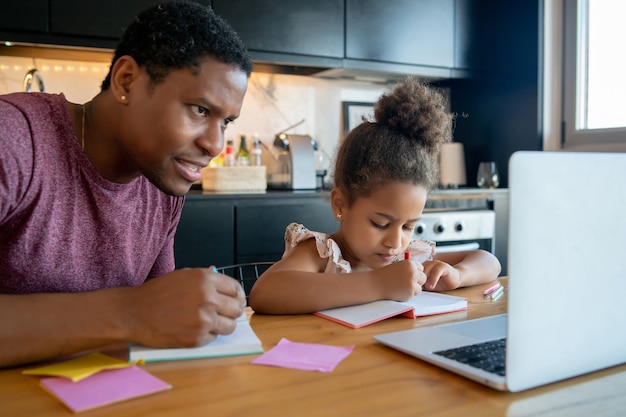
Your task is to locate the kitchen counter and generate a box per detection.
[185,187,506,206]
[179,187,510,274]
[426,187,507,209]
[185,187,330,201]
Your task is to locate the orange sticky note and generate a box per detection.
[23,352,143,382]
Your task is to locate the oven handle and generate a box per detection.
[435,242,481,253]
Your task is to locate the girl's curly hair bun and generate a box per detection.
[374,77,452,158]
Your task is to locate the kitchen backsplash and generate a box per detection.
[0,53,387,161]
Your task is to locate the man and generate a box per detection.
[0,1,253,367]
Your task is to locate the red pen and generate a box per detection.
[404,251,410,261]
[483,281,502,296]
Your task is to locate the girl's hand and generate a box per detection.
[374,260,426,301]
[422,260,461,291]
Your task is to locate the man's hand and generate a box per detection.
[124,268,246,348]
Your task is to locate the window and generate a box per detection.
[562,0,626,149]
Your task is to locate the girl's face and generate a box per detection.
[334,182,428,270]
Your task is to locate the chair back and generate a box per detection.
[216,262,274,305]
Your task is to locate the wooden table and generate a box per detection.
[2,278,625,416]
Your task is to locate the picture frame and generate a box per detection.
[342,101,374,134]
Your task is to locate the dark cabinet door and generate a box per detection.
[49,0,211,48]
[346,0,454,68]
[0,0,48,32]
[174,195,336,269]
[49,0,165,39]
[212,0,344,58]
[174,201,235,269]
[453,0,494,71]
[235,199,336,263]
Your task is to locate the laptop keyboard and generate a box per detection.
[434,338,506,376]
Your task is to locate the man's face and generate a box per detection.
[122,57,248,196]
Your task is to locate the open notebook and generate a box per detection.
[375,151,626,392]
[314,291,467,329]
[129,313,263,362]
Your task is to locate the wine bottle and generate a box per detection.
[236,135,250,166]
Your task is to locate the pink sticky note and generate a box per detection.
[251,338,354,372]
[40,365,171,412]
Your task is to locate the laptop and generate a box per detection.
[374,151,626,392]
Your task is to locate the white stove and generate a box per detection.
[415,210,495,254]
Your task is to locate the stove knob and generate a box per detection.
[454,222,464,232]
[434,223,445,234]
[415,223,426,235]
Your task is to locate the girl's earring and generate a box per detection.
[336,213,342,220]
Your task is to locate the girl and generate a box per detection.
[249,77,501,314]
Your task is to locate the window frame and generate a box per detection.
[561,0,626,150]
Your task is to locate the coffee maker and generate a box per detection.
[267,133,317,190]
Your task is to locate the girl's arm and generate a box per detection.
[248,239,423,314]
[423,249,502,291]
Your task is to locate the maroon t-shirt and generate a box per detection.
[0,92,184,293]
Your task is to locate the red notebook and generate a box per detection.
[314,292,467,329]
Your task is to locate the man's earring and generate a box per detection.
[121,95,127,101]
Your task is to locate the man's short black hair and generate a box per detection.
[101,0,252,91]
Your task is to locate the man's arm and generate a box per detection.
[0,268,245,368]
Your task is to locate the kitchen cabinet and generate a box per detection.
[174,191,337,269]
[345,0,454,69]
[0,1,48,33]
[49,0,164,41]
[212,0,344,61]
[1,0,478,79]
[235,198,336,264]
[454,0,483,71]
[0,0,210,49]
[174,200,234,269]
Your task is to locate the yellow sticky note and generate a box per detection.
[23,352,143,382]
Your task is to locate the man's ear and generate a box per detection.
[109,55,140,104]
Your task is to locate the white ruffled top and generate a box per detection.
[282,222,436,273]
